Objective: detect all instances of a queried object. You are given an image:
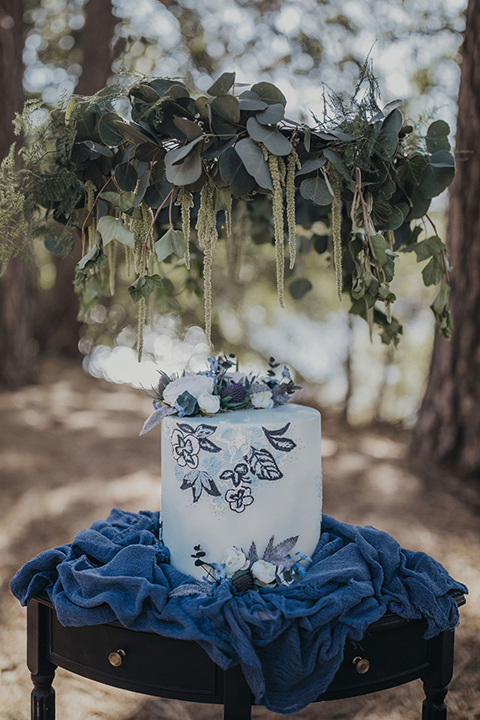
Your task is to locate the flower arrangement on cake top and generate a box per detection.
[140,354,300,435]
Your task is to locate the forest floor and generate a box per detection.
[0,359,479,720]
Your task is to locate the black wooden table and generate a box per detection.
[27,592,465,720]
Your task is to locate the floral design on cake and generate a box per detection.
[225,486,254,513]
[170,418,299,511]
[180,469,221,503]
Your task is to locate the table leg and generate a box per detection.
[27,600,57,720]
[223,665,252,720]
[31,672,56,720]
[421,629,455,720]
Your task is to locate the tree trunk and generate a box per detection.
[410,0,480,477]
[0,1,36,389]
[36,0,119,358]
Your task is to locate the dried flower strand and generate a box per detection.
[331,175,342,301]
[268,151,286,308]
[176,187,194,269]
[195,180,218,345]
[107,240,116,296]
[286,147,301,269]
[137,296,146,362]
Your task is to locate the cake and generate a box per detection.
[142,356,322,586]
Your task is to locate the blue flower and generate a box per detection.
[207,356,219,377]
[174,391,199,417]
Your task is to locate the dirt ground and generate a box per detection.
[0,359,479,720]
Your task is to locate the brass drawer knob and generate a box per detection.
[353,656,370,674]
[108,649,126,667]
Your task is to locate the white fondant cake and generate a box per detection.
[160,403,322,580]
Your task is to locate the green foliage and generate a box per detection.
[4,66,456,349]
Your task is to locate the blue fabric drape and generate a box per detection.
[10,509,467,714]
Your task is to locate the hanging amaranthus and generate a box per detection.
[137,297,146,362]
[176,186,194,269]
[195,180,218,344]
[107,241,116,296]
[330,170,343,301]
[224,191,233,238]
[267,151,286,307]
[286,146,301,269]
[85,180,97,250]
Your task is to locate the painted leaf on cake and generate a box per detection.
[197,437,222,453]
[262,423,297,452]
[180,470,221,503]
[245,447,283,481]
[193,424,218,438]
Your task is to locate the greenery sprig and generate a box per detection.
[1,65,455,352]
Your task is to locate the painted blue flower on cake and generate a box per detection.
[220,462,251,487]
[225,486,254,513]
[171,423,221,470]
[171,429,201,469]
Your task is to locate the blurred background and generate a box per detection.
[1,1,479,719]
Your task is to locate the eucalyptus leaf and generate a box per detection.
[144,181,175,209]
[165,147,202,185]
[238,91,268,111]
[300,173,334,206]
[210,94,240,124]
[247,117,292,156]
[219,147,256,197]
[97,216,135,248]
[165,136,204,166]
[98,113,125,146]
[114,162,138,192]
[295,156,327,177]
[82,140,113,157]
[255,103,285,125]
[172,116,203,141]
[376,108,403,157]
[207,72,236,96]
[235,138,274,191]
[251,81,287,107]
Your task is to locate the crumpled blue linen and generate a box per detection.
[10,509,467,714]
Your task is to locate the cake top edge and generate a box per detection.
[140,354,305,435]
[163,402,320,426]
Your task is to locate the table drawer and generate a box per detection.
[323,618,430,698]
[49,610,220,700]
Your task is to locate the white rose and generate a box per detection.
[198,392,221,414]
[250,390,274,409]
[251,559,277,584]
[162,375,214,407]
[222,546,248,576]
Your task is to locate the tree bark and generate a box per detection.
[36,0,119,358]
[411,0,480,477]
[0,1,37,389]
